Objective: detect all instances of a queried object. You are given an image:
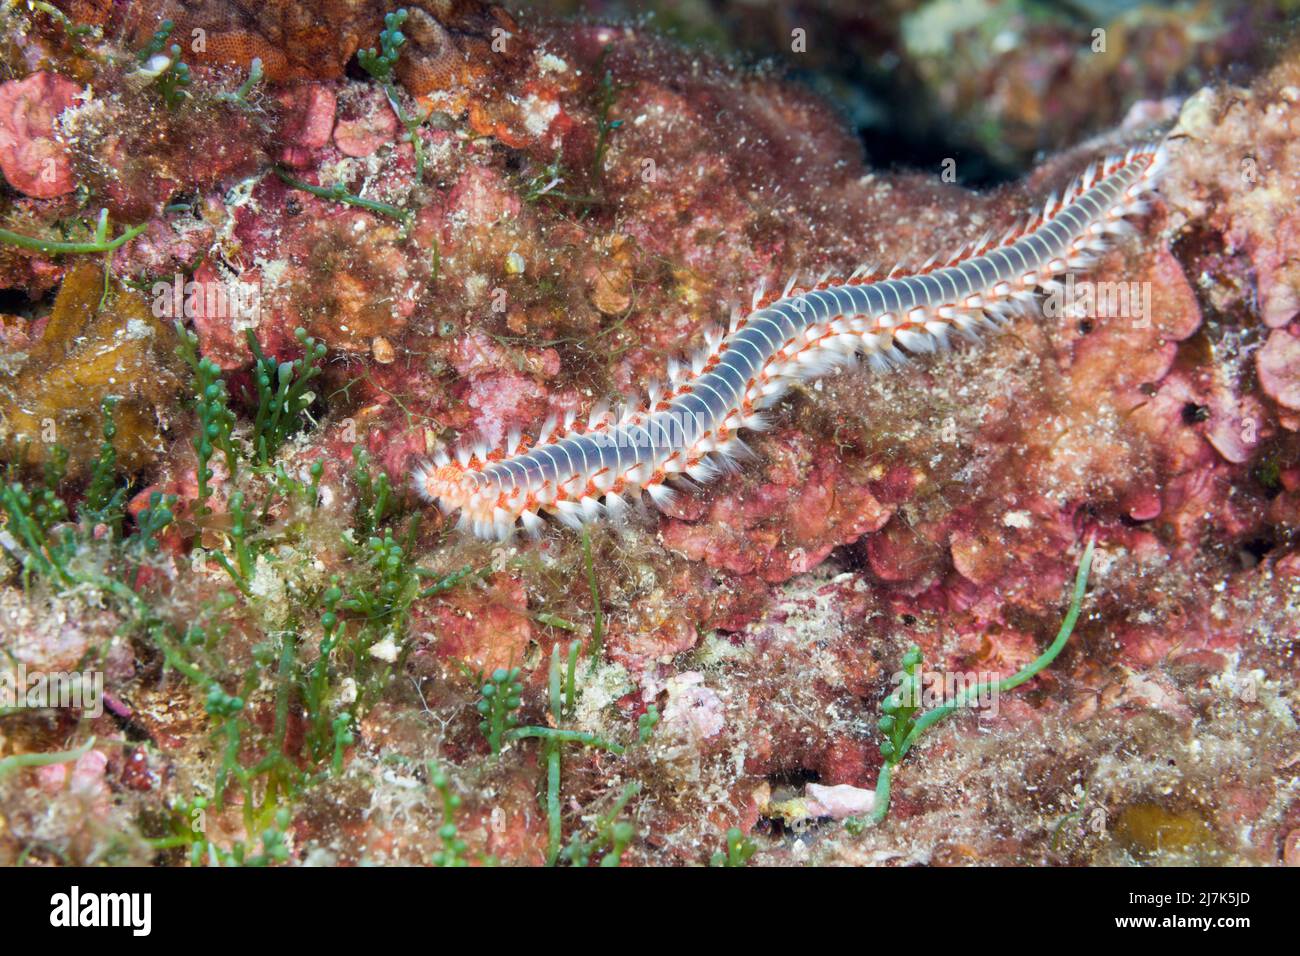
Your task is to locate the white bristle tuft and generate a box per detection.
[520,509,544,537]
[604,492,628,522]
[685,458,720,483]
[579,496,604,523]
[552,499,584,530]
[644,481,676,510]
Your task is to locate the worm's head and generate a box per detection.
[412,460,486,516]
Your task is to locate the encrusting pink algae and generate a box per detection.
[0,1,1296,868]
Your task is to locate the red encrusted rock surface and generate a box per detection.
[0,71,81,198]
[0,3,1297,867]
[660,427,894,583]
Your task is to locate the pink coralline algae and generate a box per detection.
[36,749,111,818]
[0,71,80,198]
[1259,328,1300,420]
[277,84,338,167]
[411,573,534,676]
[661,427,894,584]
[333,86,399,158]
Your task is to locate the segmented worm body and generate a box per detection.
[418,142,1168,540]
